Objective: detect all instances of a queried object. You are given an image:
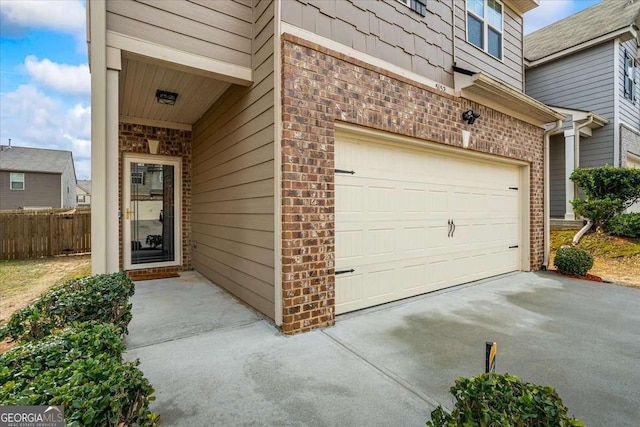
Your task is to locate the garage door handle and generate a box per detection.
[336,269,355,275]
[447,219,452,237]
[451,220,456,237]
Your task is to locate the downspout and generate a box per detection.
[542,119,563,270]
[571,115,595,245]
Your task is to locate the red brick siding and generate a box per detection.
[280,34,545,334]
[118,123,192,276]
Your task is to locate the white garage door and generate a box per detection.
[335,137,522,314]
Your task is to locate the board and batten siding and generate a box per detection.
[281,0,455,87]
[0,171,62,210]
[453,1,524,90]
[191,0,275,319]
[526,40,615,168]
[106,0,253,68]
[549,134,565,218]
[618,39,640,130]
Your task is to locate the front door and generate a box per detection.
[123,153,182,270]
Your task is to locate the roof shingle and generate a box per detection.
[0,146,74,174]
[524,0,640,62]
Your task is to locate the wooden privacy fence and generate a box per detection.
[0,208,91,260]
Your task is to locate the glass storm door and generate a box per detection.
[123,154,181,270]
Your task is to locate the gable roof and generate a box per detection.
[0,146,75,174]
[524,0,640,62]
[77,180,92,194]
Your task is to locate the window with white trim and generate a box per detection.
[466,0,503,60]
[396,0,426,17]
[624,49,637,102]
[77,194,86,203]
[10,172,24,190]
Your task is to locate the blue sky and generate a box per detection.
[0,0,601,179]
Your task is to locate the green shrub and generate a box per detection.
[605,213,640,238]
[0,322,157,426]
[0,272,134,342]
[570,166,640,229]
[427,373,584,427]
[554,246,594,276]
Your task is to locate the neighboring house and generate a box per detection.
[77,180,92,206]
[524,0,640,220]
[88,0,562,334]
[0,146,77,210]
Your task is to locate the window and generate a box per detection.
[396,0,426,17]
[624,50,637,101]
[131,172,145,185]
[10,173,24,190]
[77,195,86,203]
[467,0,503,60]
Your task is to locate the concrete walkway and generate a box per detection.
[125,271,640,427]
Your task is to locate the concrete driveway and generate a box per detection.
[125,271,640,426]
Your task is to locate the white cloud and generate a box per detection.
[0,0,85,38]
[524,0,580,34]
[0,84,91,179]
[25,56,90,95]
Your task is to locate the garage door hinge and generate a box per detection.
[335,269,355,275]
[509,245,519,249]
[509,187,518,190]
[335,169,355,175]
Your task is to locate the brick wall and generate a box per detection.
[280,34,545,334]
[620,124,640,166]
[119,123,192,279]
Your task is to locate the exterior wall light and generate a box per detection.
[462,110,481,124]
[156,90,178,105]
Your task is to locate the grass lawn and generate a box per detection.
[550,230,640,287]
[0,255,91,325]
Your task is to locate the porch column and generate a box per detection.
[106,47,121,273]
[90,0,107,274]
[564,129,576,220]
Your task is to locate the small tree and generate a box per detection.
[570,165,640,231]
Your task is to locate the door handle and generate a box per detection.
[447,219,452,237]
[451,220,456,237]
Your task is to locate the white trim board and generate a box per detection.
[120,115,192,131]
[107,31,252,86]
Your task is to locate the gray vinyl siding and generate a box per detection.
[549,135,565,218]
[454,1,524,90]
[0,171,62,210]
[526,40,615,168]
[191,0,275,320]
[281,0,455,86]
[618,39,640,130]
[61,160,77,208]
[106,0,253,68]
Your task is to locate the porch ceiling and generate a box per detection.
[119,56,230,127]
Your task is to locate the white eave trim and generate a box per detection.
[550,107,608,128]
[106,31,252,86]
[525,26,635,68]
[455,72,565,127]
[119,115,192,132]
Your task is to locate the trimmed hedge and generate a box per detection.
[0,322,157,426]
[427,373,584,427]
[554,246,594,276]
[605,213,640,238]
[0,272,134,342]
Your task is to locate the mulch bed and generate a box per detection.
[551,269,605,282]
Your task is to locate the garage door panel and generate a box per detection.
[336,136,523,314]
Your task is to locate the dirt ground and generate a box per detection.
[550,230,640,288]
[0,255,91,324]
